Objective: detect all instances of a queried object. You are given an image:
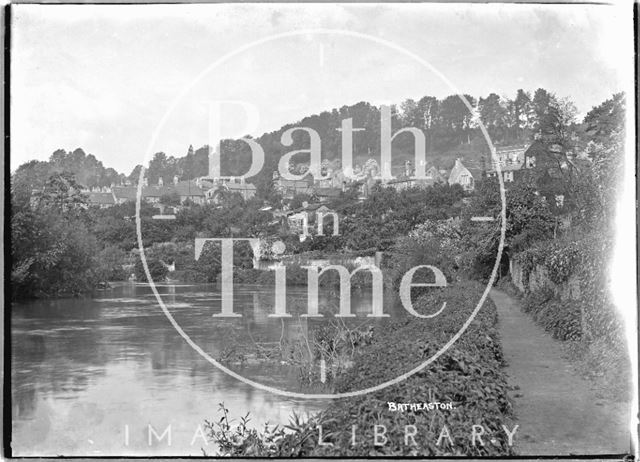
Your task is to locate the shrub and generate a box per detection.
[524,293,582,341]
[134,257,168,282]
[204,403,321,457]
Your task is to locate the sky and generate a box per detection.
[11,2,633,175]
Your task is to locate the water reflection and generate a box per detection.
[11,283,389,456]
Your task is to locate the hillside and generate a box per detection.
[14,87,591,197]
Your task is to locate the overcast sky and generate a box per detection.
[11,3,633,174]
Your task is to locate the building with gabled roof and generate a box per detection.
[448,158,477,191]
[87,191,116,208]
[223,181,257,200]
[112,179,206,205]
[485,145,529,183]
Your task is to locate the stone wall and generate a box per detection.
[509,258,581,301]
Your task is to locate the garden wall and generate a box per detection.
[508,233,625,348]
[509,259,581,302]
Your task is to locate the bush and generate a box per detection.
[95,245,129,282]
[523,290,582,341]
[134,257,168,282]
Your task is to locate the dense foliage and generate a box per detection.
[11,173,100,297]
[507,93,629,399]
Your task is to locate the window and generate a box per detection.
[526,156,536,168]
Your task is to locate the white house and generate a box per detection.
[448,158,475,191]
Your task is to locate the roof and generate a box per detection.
[277,178,314,187]
[112,186,137,201]
[172,181,205,197]
[305,203,331,212]
[313,187,341,197]
[111,181,205,201]
[288,203,333,215]
[141,185,174,197]
[87,192,115,205]
[226,182,256,191]
[387,177,439,187]
[486,145,528,173]
[496,145,528,155]
[198,179,217,190]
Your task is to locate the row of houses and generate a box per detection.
[80,142,559,209]
[83,179,208,208]
[273,158,450,201]
[273,143,538,200]
[80,176,257,209]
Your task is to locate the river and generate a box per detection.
[11,282,393,456]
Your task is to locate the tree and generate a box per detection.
[128,164,143,184]
[160,191,181,207]
[572,93,626,229]
[11,193,99,297]
[438,94,476,147]
[460,175,554,280]
[583,92,625,145]
[148,152,180,185]
[532,88,554,133]
[33,171,88,214]
[478,93,509,142]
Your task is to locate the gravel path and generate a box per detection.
[490,288,632,456]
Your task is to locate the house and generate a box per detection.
[87,191,116,208]
[315,160,347,189]
[386,177,435,192]
[112,186,137,204]
[385,163,445,191]
[523,140,566,174]
[204,178,257,202]
[172,180,206,204]
[425,165,446,183]
[313,187,342,203]
[222,181,257,201]
[112,178,206,205]
[286,203,336,234]
[448,158,477,191]
[274,174,314,199]
[485,145,528,183]
[287,211,308,233]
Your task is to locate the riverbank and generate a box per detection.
[204,279,517,457]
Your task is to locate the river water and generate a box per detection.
[11,282,392,456]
